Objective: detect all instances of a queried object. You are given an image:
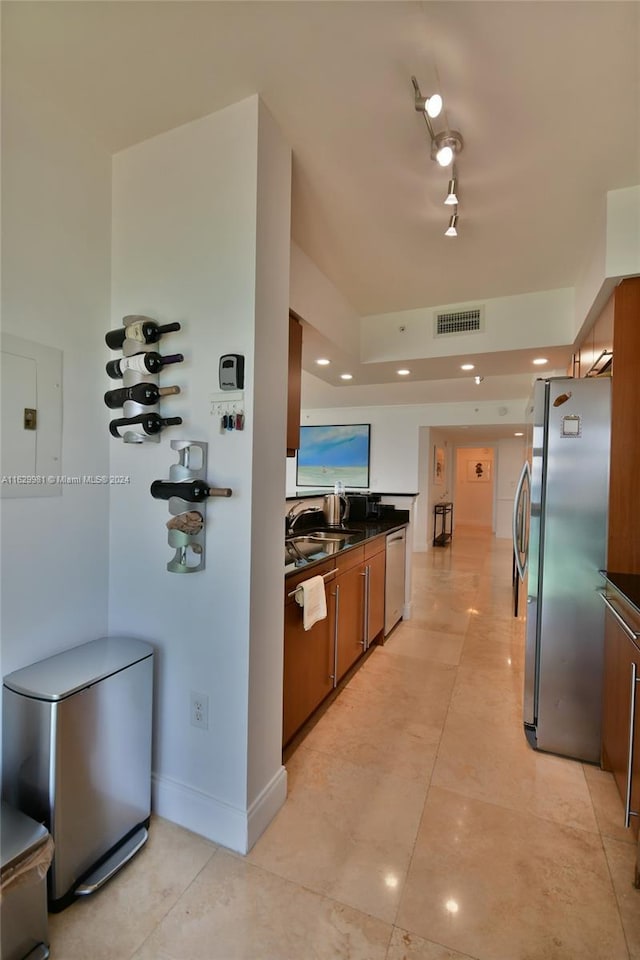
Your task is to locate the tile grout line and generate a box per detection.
[126,844,222,960]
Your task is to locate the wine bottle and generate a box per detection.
[104,384,181,409]
[109,414,183,438]
[105,352,183,379]
[105,318,181,350]
[150,480,232,501]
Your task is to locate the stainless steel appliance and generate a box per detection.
[385,528,406,635]
[513,376,611,762]
[2,636,153,911]
[345,493,382,520]
[322,493,349,527]
[1,802,52,960]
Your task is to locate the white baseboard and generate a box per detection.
[152,764,287,854]
[247,765,288,851]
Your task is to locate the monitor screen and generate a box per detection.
[296,424,371,488]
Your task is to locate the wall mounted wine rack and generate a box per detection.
[152,440,232,574]
[104,315,183,444]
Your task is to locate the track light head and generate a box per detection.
[444,178,458,205]
[412,76,443,122]
[432,131,463,166]
[444,216,458,237]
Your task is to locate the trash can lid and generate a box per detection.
[3,636,154,701]
[1,802,49,872]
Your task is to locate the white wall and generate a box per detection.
[290,243,360,357]
[360,288,575,363]
[288,399,526,497]
[108,97,291,852]
[0,54,112,695]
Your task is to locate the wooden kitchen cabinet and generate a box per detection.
[282,527,405,747]
[601,587,640,843]
[334,546,366,682]
[287,311,303,457]
[283,559,336,745]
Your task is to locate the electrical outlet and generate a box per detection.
[190,691,209,730]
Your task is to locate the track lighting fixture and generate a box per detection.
[474,375,484,385]
[412,76,465,234]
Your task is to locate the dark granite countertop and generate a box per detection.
[601,571,640,617]
[285,491,418,501]
[285,519,408,576]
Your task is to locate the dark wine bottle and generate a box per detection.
[105,318,181,350]
[105,352,183,379]
[150,480,232,501]
[109,414,182,438]
[104,384,181,409]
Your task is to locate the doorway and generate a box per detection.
[454,447,495,530]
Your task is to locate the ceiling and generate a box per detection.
[4,1,639,411]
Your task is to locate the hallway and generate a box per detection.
[50,528,640,959]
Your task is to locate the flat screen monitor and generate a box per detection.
[296,424,371,489]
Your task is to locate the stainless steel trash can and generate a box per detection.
[1,802,53,960]
[2,636,153,912]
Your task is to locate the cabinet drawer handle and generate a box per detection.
[600,593,640,642]
[287,568,339,598]
[330,583,340,689]
[625,660,640,828]
[360,566,370,649]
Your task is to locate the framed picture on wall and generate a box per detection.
[433,446,445,485]
[467,460,491,482]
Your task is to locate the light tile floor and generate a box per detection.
[49,527,640,959]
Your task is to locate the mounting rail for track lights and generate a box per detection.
[412,75,465,235]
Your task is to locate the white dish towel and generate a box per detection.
[295,575,327,631]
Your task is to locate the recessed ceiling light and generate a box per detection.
[340,373,353,381]
[461,363,475,371]
[514,432,524,437]
[533,358,548,365]
[397,369,410,376]
[316,358,330,366]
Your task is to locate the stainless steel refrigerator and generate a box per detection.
[513,376,611,763]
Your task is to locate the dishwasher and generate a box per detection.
[384,528,406,635]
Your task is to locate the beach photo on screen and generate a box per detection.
[296,424,371,488]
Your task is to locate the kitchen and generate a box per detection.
[1,2,639,958]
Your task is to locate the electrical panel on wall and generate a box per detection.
[103,315,184,443]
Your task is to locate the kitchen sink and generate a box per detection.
[303,529,361,542]
[284,529,362,565]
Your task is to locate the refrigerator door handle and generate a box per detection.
[513,460,530,582]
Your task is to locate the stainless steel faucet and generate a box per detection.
[286,502,322,536]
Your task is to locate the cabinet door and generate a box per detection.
[283,590,333,745]
[335,565,365,682]
[602,602,640,838]
[286,313,302,457]
[367,549,386,645]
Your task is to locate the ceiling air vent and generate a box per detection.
[434,307,484,337]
